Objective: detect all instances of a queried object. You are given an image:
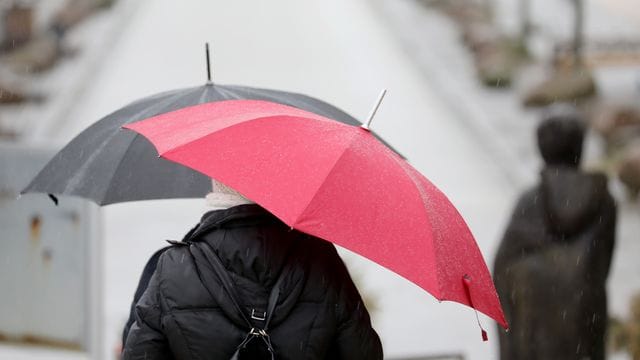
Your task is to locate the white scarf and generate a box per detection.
[205,179,254,210]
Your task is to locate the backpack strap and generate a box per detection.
[264,255,289,331]
[191,241,294,360]
[189,242,253,329]
[189,240,294,332]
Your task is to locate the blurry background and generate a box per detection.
[0,0,638,359]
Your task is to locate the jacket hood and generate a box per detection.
[541,167,608,236]
[185,204,307,328]
[189,204,298,288]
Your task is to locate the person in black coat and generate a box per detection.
[122,182,382,360]
[493,106,616,360]
[121,245,170,349]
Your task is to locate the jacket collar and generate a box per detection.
[185,204,279,242]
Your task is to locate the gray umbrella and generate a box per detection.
[23,83,398,205]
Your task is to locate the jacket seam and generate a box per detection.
[164,311,200,360]
[301,309,319,357]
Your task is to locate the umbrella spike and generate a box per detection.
[363,89,387,130]
[205,43,212,85]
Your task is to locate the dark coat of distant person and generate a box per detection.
[122,204,383,360]
[494,110,616,360]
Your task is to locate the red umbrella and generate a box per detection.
[124,99,508,333]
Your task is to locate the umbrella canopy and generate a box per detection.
[23,83,395,205]
[124,99,508,330]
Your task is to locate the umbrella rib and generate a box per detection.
[389,154,445,300]
[213,85,244,100]
[290,130,361,227]
[102,90,208,203]
[119,85,204,128]
[391,157,503,323]
[58,94,192,200]
[114,86,202,124]
[159,114,341,160]
[61,132,119,202]
[236,88,400,155]
[226,85,360,126]
[99,133,142,203]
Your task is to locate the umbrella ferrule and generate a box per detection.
[364,89,387,130]
[205,43,213,84]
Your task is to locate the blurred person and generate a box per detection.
[122,179,382,359]
[493,105,616,360]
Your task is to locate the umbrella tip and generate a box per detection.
[462,274,490,341]
[48,193,59,206]
[362,89,387,130]
[205,43,213,85]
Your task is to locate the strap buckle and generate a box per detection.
[249,328,269,337]
[251,309,267,321]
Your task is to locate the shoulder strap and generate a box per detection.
[190,242,253,328]
[190,240,295,331]
[264,258,288,331]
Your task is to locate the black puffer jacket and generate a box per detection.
[123,205,382,360]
